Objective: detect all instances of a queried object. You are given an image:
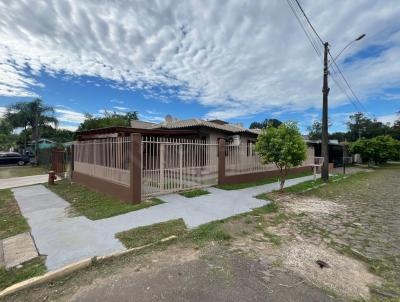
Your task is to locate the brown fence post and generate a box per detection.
[130,133,142,204]
[218,139,226,185]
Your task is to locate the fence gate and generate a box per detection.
[141,137,218,199]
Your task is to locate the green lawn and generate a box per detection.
[116,218,231,249]
[46,180,164,220]
[0,189,30,240]
[0,166,47,179]
[179,188,210,198]
[215,170,313,190]
[0,257,47,291]
[282,174,345,193]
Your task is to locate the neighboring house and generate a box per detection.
[305,139,345,167]
[26,138,56,155]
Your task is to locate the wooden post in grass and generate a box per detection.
[130,133,142,204]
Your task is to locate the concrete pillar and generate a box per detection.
[130,133,142,204]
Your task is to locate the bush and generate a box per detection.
[350,135,400,164]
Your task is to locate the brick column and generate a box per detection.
[130,133,142,204]
[218,139,226,185]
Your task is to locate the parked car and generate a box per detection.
[0,152,30,166]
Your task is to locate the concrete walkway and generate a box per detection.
[12,175,315,271]
[0,174,49,190]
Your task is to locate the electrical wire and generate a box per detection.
[287,0,370,117]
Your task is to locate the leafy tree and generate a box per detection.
[347,112,390,140]
[17,126,75,147]
[350,135,400,165]
[255,121,307,192]
[5,102,31,150]
[0,119,17,151]
[78,110,138,131]
[6,98,58,162]
[307,120,322,140]
[249,118,282,129]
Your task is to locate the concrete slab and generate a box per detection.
[2,233,38,269]
[12,174,315,271]
[0,174,49,190]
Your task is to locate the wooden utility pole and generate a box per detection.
[321,42,330,181]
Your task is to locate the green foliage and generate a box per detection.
[255,122,307,191]
[0,189,30,240]
[249,118,282,129]
[77,110,138,131]
[347,112,391,141]
[0,119,17,151]
[350,135,400,164]
[0,257,46,290]
[5,98,58,153]
[307,120,323,140]
[306,112,400,143]
[116,219,186,248]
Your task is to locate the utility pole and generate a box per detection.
[321,42,330,181]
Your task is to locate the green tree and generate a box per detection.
[78,110,138,131]
[347,112,390,140]
[307,120,322,140]
[255,121,307,192]
[0,119,17,151]
[350,135,400,165]
[6,99,58,162]
[249,118,282,129]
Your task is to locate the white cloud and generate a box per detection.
[377,114,399,125]
[0,106,6,117]
[58,124,78,131]
[113,106,128,111]
[55,108,85,124]
[0,1,400,118]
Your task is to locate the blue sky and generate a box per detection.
[1,1,399,133]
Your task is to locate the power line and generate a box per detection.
[286,0,323,60]
[292,0,324,45]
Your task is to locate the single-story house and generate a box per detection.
[76,118,260,145]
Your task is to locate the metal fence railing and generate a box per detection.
[74,137,131,186]
[141,137,218,198]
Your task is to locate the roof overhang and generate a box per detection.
[76,126,199,140]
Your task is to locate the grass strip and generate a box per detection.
[0,189,30,240]
[46,180,164,220]
[215,170,313,190]
[179,189,209,198]
[0,257,46,291]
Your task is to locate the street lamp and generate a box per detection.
[321,33,366,182]
[330,34,366,64]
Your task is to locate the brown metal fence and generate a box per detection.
[51,148,67,177]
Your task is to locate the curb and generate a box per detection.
[0,235,177,299]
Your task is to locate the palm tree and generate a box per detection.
[6,98,58,163]
[6,102,30,150]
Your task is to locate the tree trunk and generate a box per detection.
[279,178,285,193]
[23,126,27,153]
[279,167,289,193]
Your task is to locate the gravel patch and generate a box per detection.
[282,242,380,300]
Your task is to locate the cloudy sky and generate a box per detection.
[0,0,399,132]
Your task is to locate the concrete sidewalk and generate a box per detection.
[0,174,49,190]
[12,175,315,271]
